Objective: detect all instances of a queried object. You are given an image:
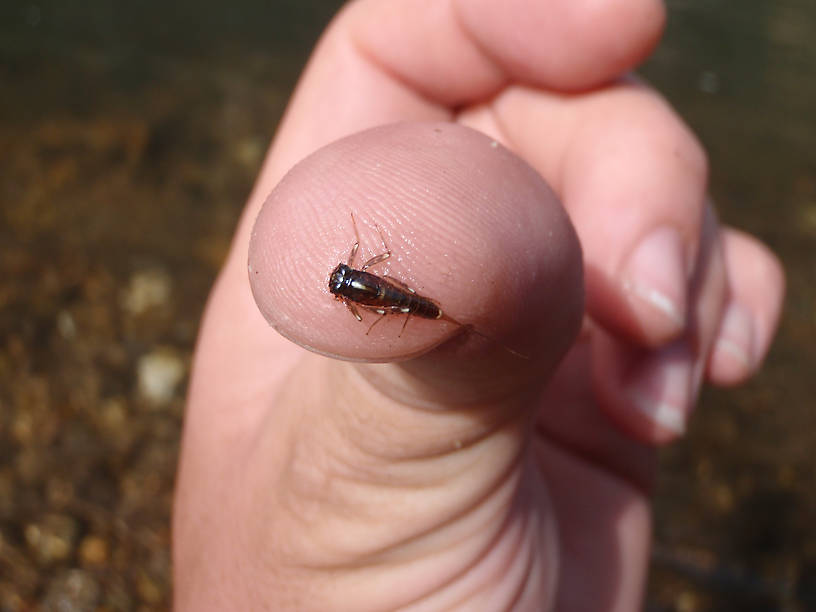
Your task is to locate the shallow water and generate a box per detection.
[1,1,813,609]
[642,2,816,609]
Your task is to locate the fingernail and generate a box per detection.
[714,301,756,371]
[626,342,695,435]
[623,226,687,331]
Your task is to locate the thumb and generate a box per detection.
[244,122,583,608]
[250,122,583,399]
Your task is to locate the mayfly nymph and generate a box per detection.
[328,213,528,359]
[328,214,444,336]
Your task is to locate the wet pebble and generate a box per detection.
[120,269,172,316]
[137,348,185,406]
[136,569,164,605]
[24,514,79,564]
[78,535,108,566]
[41,569,100,612]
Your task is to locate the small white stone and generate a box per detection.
[121,269,172,315]
[137,348,185,406]
[56,310,76,339]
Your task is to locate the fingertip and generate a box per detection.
[592,329,695,445]
[707,300,756,386]
[552,84,709,349]
[619,225,689,343]
[707,228,786,386]
[736,232,786,361]
[456,0,666,89]
[249,122,584,395]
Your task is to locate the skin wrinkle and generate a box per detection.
[459,463,544,611]
[346,12,454,115]
[376,456,541,611]
[506,478,549,611]
[349,0,507,107]
[501,525,535,611]
[274,384,533,572]
[356,356,540,413]
[336,413,530,493]
[447,0,510,100]
[536,421,654,496]
[315,380,516,490]
[335,392,524,465]
[320,396,504,488]
[422,494,533,610]
[334,357,538,458]
[274,426,526,580]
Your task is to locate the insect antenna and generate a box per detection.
[440,314,530,360]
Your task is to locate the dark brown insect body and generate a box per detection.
[328,215,443,335]
[329,263,442,320]
[328,214,528,357]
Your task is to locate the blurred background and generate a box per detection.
[0,0,813,609]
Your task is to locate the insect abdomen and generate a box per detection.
[336,269,442,320]
[407,293,442,319]
[378,284,441,319]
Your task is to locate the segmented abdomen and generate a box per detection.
[338,269,442,319]
[378,284,441,319]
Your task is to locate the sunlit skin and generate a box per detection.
[173,1,785,610]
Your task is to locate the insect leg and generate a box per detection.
[366,311,387,335]
[361,223,392,270]
[347,213,360,267]
[398,313,411,337]
[362,252,390,270]
[344,300,362,322]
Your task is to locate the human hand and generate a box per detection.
[173,1,784,610]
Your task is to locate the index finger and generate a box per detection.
[249,0,666,208]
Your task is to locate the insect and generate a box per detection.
[328,214,528,358]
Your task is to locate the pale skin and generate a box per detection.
[173,1,785,610]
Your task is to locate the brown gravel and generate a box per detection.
[1,2,815,611]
